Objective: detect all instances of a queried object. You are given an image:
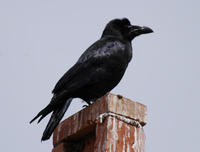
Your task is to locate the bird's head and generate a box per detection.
[102,18,153,41]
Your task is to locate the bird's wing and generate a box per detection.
[52,62,91,94]
[52,38,125,95]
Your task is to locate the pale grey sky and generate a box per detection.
[0,0,200,151]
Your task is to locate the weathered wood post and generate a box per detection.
[52,93,147,152]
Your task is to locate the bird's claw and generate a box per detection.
[117,94,123,99]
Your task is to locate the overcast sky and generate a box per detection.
[0,0,200,151]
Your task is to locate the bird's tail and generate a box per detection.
[41,98,72,141]
[30,98,72,141]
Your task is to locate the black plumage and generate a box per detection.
[30,18,153,141]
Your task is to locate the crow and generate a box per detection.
[30,18,153,141]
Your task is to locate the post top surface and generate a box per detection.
[53,93,147,146]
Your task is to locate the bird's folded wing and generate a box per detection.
[52,39,123,95]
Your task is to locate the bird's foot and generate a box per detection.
[82,104,89,108]
[82,100,94,108]
[117,94,123,99]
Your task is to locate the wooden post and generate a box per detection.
[52,93,147,152]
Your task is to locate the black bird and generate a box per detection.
[30,18,153,141]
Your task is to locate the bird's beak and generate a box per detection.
[128,25,153,38]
